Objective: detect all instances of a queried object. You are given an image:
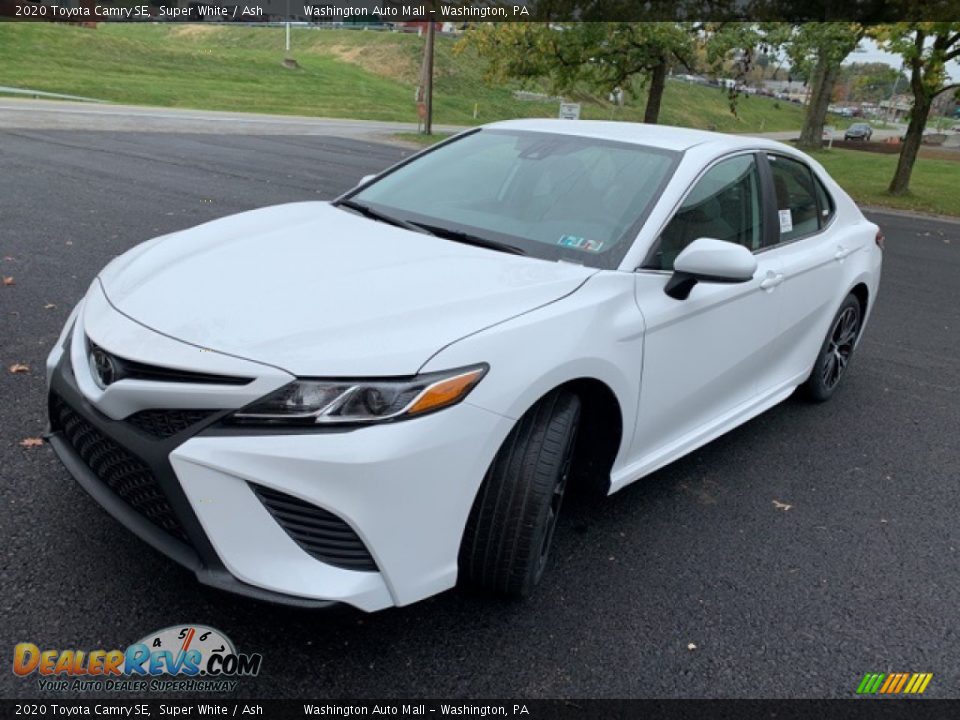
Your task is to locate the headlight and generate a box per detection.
[228,364,488,426]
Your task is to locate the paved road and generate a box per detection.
[0,98,465,141]
[757,126,908,143]
[3,98,903,145]
[1,130,959,700]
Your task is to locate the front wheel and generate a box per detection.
[802,294,862,402]
[458,389,581,598]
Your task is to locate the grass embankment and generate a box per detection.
[0,23,807,130]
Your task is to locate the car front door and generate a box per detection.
[626,152,785,478]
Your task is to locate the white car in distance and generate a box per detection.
[46,120,882,611]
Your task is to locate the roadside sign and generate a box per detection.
[823,125,836,149]
[559,102,581,120]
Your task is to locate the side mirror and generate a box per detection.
[664,238,758,300]
[357,174,376,187]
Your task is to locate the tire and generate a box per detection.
[802,294,862,402]
[459,389,581,598]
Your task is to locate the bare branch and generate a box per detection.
[933,82,960,98]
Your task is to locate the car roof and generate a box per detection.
[484,118,788,154]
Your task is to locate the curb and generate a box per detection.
[860,205,960,226]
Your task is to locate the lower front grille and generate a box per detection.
[50,394,192,546]
[126,409,215,439]
[251,484,378,572]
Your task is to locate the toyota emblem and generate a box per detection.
[89,347,117,389]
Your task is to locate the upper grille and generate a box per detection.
[251,484,378,572]
[126,409,215,439]
[87,339,252,386]
[50,394,192,546]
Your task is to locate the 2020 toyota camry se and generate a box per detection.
[46,120,882,611]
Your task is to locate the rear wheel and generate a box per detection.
[803,294,862,402]
[459,389,581,598]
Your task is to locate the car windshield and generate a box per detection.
[851,124,869,131]
[346,129,679,269]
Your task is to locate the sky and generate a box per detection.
[847,38,960,83]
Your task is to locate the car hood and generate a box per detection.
[98,202,595,376]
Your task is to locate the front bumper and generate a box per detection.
[46,289,512,611]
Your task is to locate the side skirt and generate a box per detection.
[608,375,806,495]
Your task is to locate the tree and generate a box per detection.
[870,23,960,195]
[457,22,696,124]
[703,22,771,116]
[778,23,864,150]
[837,63,909,104]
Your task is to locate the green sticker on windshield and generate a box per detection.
[558,235,604,253]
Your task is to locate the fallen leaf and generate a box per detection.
[687,643,697,651]
[8,363,30,374]
[19,437,44,448]
[44,303,57,310]
[772,499,793,511]
[2,276,13,286]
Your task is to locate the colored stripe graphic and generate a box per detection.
[893,673,909,693]
[857,672,933,695]
[879,674,898,693]
[856,673,885,694]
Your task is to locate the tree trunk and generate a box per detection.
[644,59,668,124]
[889,72,932,195]
[797,53,839,151]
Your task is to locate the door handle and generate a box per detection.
[834,246,853,261]
[759,272,784,290]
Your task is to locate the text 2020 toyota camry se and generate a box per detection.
[46,120,882,611]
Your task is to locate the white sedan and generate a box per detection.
[46,120,882,611]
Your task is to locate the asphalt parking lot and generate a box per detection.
[1,129,959,699]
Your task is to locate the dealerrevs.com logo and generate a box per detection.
[13,625,262,693]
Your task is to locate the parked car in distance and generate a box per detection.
[46,120,883,611]
[845,123,874,141]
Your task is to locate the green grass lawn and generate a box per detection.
[0,23,808,130]
[810,149,960,217]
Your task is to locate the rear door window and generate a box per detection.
[767,155,824,244]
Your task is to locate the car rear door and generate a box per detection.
[757,153,848,392]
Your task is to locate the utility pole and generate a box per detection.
[887,65,903,126]
[422,20,435,135]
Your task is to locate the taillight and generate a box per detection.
[875,230,885,250]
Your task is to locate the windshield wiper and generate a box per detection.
[407,221,526,256]
[336,199,427,234]
[337,200,526,256]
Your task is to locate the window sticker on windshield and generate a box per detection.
[558,235,604,253]
[778,209,793,234]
